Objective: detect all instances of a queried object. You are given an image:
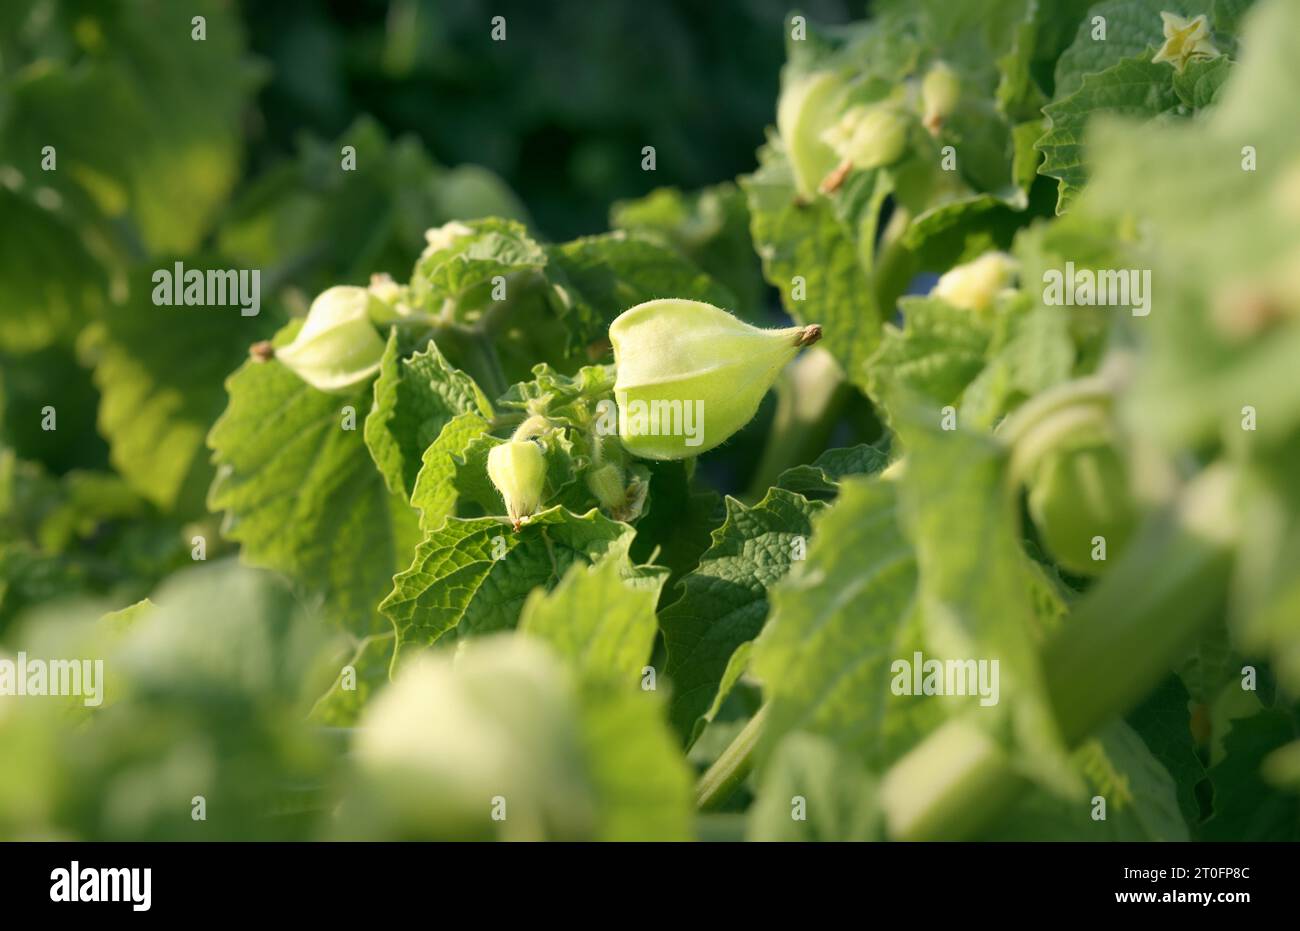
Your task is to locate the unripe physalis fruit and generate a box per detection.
[777,70,850,200]
[276,286,387,393]
[609,298,821,460]
[921,62,961,133]
[820,104,909,175]
[930,252,1018,313]
[487,439,547,531]
[586,462,626,511]
[1027,441,1136,577]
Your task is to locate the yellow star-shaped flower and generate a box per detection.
[1152,12,1221,73]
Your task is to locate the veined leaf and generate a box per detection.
[660,487,826,745]
[742,144,884,391]
[364,332,491,499]
[775,442,891,499]
[207,321,419,635]
[1037,54,1181,213]
[381,506,634,660]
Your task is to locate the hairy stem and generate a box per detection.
[696,705,769,811]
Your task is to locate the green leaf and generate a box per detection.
[1172,55,1233,109]
[1127,676,1210,826]
[746,732,882,841]
[866,296,994,420]
[1200,709,1300,840]
[381,506,635,659]
[873,194,1033,316]
[546,232,737,351]
[218,118,526,294]
[0,0,258,254]
[90,262,275,515]
[364,332,491,499]
[984,721,1190,839]
[576,682,695,841]
[742,146,883,390]
[519,554,668,688]
[1212,0,1259,37]
[609,183,764,314]
[1052,0,1196,99]
[776,442,891,498]
[207,322,419,635]
[309,633,395,727]
[960,300,1075,429]
[753,478,939,769]
[1038,54,1182,212]
[0,190,107,353]
[628,460,724,584]
[409,411,494,532]
[342,635,692,841]
[1079,0,1300,450]
[894,410,1078,794]
[660,488,827,745]
[411,217,547,312]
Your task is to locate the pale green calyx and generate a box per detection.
[930,252,1018,312]
[777,69,851,199]
[487,438,547,530]
[609,298,821,460]
[921,62,961,132]
[276,286,387,393]
[820,104,910,173]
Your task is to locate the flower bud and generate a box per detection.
[276,286,387,393]
[820,104,910,171]
[777,70,851,199]
[420,221,474,261]
[930,252,1018,312]
[487,439,547,530]
[586,462,626,511]
[1027,442,1136,576]
[921,62,961,132]
[609,298,821,460]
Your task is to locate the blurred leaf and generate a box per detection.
[519,553,667,688]
[747,731,882,841]
[984,721,1189,839]
[90,262,275,516]
[0,0,258,254]
[610,183,764,314]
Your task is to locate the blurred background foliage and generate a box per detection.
[0,0,856,839]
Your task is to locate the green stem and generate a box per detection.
[696,705,769,811]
